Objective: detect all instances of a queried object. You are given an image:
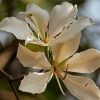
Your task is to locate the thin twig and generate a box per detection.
[0,69,24,100]
[11,74,24,81]
[9,80,20,100]
[0,69,12,80]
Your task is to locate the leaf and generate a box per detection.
[26,43,44,52]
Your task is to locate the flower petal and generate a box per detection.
[26,3,49,24]
[17,44,51,68]
[56,17,93,43]
[0,17,33,40]
[25,38,48,46]
[52,34,81,63]
[26,3,49,37]
[62,74,100,100]
[49,2,77,37]
[67,49,100,73]
[19,71,53,94]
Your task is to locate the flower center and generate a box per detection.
[53,64,69,80]
[54,68,63,79]
[44,32,50,44]
[44,36,49,43]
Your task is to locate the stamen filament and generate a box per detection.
[55,73,65,95]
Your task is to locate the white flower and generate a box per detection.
[0,2,99,100]
[0,2,93,49]
[17,44,100,100]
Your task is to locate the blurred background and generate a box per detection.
[0,0,100,100]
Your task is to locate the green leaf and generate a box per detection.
[26,43,44,52]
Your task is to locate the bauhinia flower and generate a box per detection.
[0,2,93,51]
[17,44,100,100]
[0,1,100,100]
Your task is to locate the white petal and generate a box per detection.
[18,12,42,36]
[17,12,28,19]
[56,17,94,43]
[26,3,49,23]
[26,3,49,36]
[17,44,51,68]
[67,49,100,73]
[62,74,100,100]
[25,37,48,46]
[49,2,77,37]
[0,17,33,40]
[19,71,53,94]
[24,16,38,33]
[52,34,81,63]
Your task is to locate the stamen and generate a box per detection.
[56,64,69,80]
[28,14,43,39]
[62,64,69,80]
[55,69,65,80]
[55,73,65,95]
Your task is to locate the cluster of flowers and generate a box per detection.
[0,2,100,100]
